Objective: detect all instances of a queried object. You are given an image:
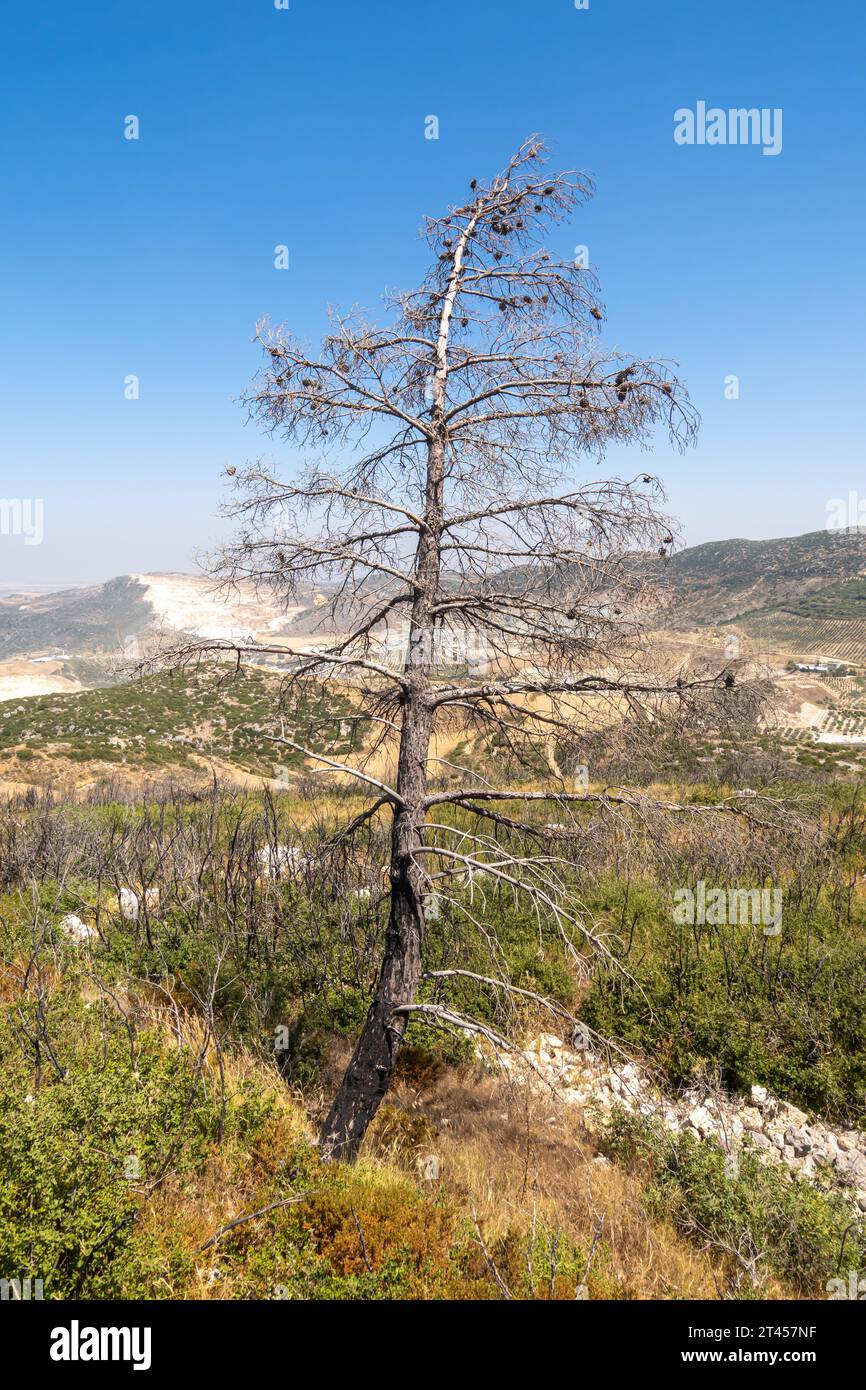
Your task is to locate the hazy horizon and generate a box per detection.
[5,523,866,600]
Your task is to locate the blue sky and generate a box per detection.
[1,0,864,586]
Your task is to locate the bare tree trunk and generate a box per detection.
[319,707,430,1162]
[320,439,444,1161]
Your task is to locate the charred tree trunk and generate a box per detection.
[319,705,431,1162]
[321,432,447,1161]
[321,207,489,1161]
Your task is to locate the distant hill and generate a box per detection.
[0,572,334,698]
[654,529,866,626]
[0,665,354,786]
[0,576,152,662]
[6,529,866,784]
[3,531,866,702]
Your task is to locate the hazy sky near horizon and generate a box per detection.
[1,0,864,588]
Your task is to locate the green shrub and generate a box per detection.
[0,989,266,1298]
[603,1110,866,1297]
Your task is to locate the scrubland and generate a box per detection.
[2,757,865,1301]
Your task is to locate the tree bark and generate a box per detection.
[320,436,445,1161]
[318,704,430,1162]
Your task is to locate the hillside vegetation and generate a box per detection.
[0,576,152,661]
[0,667,353,781]
[650,529,866,629]
[4,528,866,679]
[1,770,865,1299]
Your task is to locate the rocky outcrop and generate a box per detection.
[501,1033,866,1212]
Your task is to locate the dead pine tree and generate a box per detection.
[200,136,761,1162]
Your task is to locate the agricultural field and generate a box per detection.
[740,613,866,667]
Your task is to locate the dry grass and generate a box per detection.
[365,1059,795,1300]
[135,1047,708,1300]
[0,951,797,1299]
[72,1010,802,1298]
[140,1094,311,1299]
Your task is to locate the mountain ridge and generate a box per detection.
[2,528,865,677]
